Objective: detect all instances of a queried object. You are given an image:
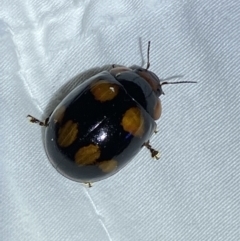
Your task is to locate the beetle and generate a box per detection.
[27,42,196,186]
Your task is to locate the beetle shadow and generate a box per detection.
[138,37,145,68]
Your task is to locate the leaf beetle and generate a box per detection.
[28,42,196,186]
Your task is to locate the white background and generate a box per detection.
[1,0,240,240]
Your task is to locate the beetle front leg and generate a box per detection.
[27,115,49,127]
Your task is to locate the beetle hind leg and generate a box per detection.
[27,115,49,127]
[143,140,160,160]
[84,182,93,188]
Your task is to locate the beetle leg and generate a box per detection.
[27,115,49,127]
[143,141,160,159]
[84,182,93,188]
[153,122,158,134]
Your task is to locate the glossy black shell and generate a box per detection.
[45,71,157,183]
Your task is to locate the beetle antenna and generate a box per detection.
[160,78,197,95]
[161,80,197,86]
[146,41,151,70]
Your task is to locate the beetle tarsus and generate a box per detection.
[27,115,49,127]
[143,140,160,159]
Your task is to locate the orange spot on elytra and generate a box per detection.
[121,107,144,137]
[75,144,100,165]
[90,80,119,102]
[98,160,118,173]
[58,120,78,147]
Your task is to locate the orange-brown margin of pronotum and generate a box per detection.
[138,70,159,93]
[109,66,132,75]
[153,99,162,120]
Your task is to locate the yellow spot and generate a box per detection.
[121,107,144,137]
[53,106,66,123]
[91,80,119,102]
[98,160,118,173]
[75,144,100,165]
[58,120,78,147]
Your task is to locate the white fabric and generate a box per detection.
[1,0,240,240]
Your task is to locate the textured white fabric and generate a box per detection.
[1,0,240,240]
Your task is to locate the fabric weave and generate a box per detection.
[1,0,240,240]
